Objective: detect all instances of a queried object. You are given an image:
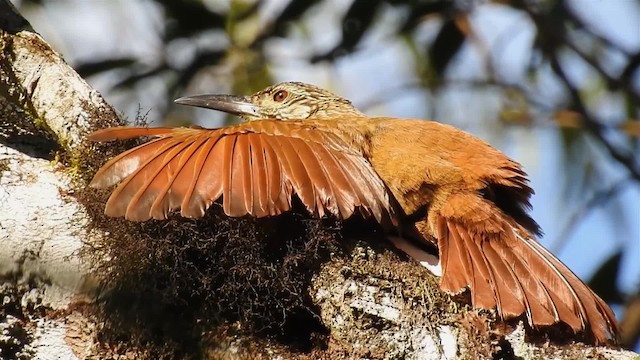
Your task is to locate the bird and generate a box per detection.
[88,81,618,345]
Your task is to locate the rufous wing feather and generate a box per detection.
[88,121,395,224]
[148,138,208,219]
[181,136,227,218]
[433,193,617,345]
[88,127,176,142]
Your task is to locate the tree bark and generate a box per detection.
[0,2,637,359]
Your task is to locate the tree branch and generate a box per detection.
[0,1,637,358]
[549,54,640,181]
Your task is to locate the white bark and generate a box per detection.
[0,1,637,359]
[0,144,94,306]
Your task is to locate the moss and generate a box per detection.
[62,103,141,184]
[0,159,9,175]
[74,153,341,358]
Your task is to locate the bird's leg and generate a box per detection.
[387,235,442,276]
[387,220,442,276]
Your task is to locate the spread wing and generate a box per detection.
[434,192,617,345]
[88,120,395,224]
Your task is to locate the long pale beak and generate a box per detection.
[174,95,259,117]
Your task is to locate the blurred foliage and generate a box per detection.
[17,0,640,349]
[588,251,625,304]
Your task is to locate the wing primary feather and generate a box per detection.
[229,134,252,216]
[222,135,240,216]
[90,138,170,188]
[104,139,183,217]
[516,232,587,329]
[270,136,316,214]
[305,143,340,218]
[437,217,472,293]
[182,135,227,218]
[337,154,378,219]
[262,136,291,215]
[88,127,174,142]
[286,138,332,217]
[125,140,194,220]
[481,238,527,319]
[453,222,496,310]
[148,138,207,219]
[249,135,269,217]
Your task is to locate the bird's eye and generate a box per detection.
[273,90,288,102]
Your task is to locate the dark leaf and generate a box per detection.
[428,15,468,77]
[311,0,383,62]
[588,251,624,304]
[75,58,137,78]
[113,65,170,90]
[618,51,640,90]
[620,293,640,349]
[340,0,382,49]
[169,50,226,97]
[398,1,452,33]
[155,0,225,40]
[273,0,321,30]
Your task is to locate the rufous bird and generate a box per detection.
[88,82,618,345]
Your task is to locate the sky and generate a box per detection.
[14,0,640,333]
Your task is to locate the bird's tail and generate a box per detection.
[433,193,618,345]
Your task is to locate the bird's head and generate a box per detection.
[174,81,364,121]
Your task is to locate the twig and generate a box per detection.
[564,40,640,105]
[549,54,640,181]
